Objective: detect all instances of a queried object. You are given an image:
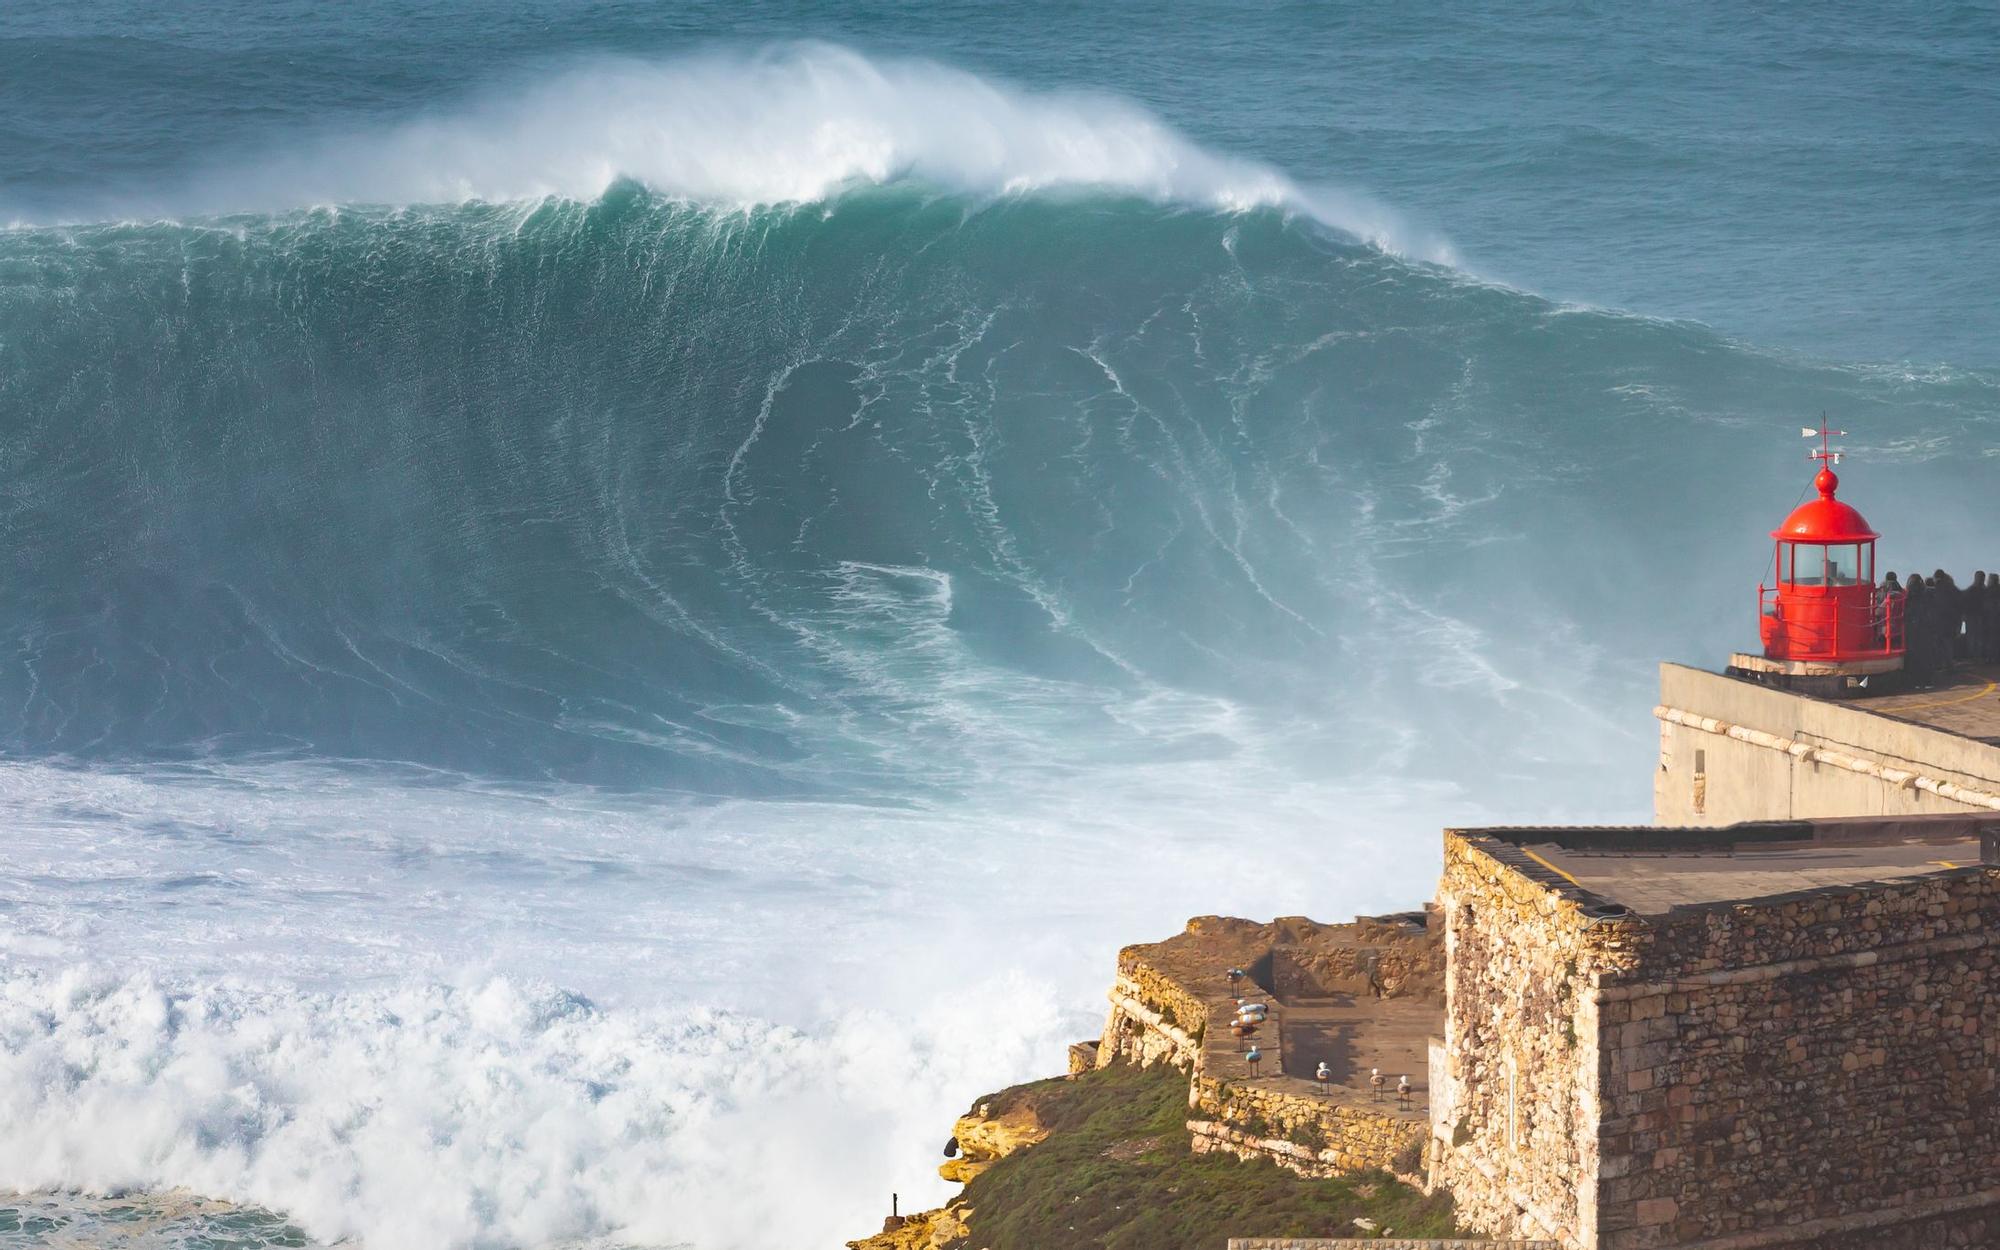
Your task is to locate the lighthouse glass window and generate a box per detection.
[1786,544,1864,587]
[1787,545,1824,586]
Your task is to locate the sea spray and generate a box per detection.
[0,966,1071,1250]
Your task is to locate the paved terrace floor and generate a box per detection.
[1128,915,1441,1120]
[1278,993,1437,1113]
[1523,836,1983,915]
[1865,662,2000,743]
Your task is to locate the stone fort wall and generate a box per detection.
[1428,833,1636,1247]
[1433,823,2000,1250]
[1591,866,2000,1249]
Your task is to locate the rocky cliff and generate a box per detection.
[846,913,1462,1249]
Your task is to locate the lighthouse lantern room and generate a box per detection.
[1742,422,1903,690]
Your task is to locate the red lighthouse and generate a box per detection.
[1739,422,1903,693]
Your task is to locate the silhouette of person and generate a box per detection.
[1970,573,1989,662]
[1905,576,1934,685]
[1934,570,1964,662]
[1879,572,1903,649]
[1983,572,2000,663]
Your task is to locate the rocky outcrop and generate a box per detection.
[1067,1039,1100,1074]
[937,1091,1052,1184]
[845,1204,971,1250]
[847,1077,1061,1248]
[846,1072,1068,1247]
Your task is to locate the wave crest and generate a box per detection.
[119,43,1452,262]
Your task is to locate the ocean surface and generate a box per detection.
[1,4,1996,1247]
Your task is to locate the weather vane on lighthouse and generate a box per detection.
[1804,415,1845,470]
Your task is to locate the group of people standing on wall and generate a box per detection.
[1881,570,2000,684]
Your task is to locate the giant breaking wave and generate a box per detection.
[3,43,1996,1250]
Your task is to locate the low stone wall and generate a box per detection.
[1191,1076,1425,1176]
[1188,1115,1426,1183]
[1097,971,1206,1069]
[1268,918,1443,1001]
[1122,951,1214,1038]
[1096,943,1229,1071]
[1228,1241,1558,1249]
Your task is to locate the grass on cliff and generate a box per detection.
[953,1062,1459,1250]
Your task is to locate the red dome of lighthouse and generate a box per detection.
[1771,468,1878,542]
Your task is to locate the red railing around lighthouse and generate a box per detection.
[1759,582,1903,660]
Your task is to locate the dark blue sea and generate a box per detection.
[1,4,1995,1247]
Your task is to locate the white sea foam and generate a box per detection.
[0,734,1496,1249]
[129,43,1453,263]
[0,965,1068,1250]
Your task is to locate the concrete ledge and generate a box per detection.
[1463,811,2000,854]
[1656,702,2000,811]
[1727,651,1903,677]
[1593,927,1996,1000]
[1227,1240,1560,1249]
[1662,1185,2000,1249]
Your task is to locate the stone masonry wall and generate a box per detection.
[1097,956,1210,1070]
[1267,918,1443,1001]
[1591,868,2000,1249]
[1429,835,1644,1248]
[1189,1077,1426,1177]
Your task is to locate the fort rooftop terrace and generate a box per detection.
[1459,812,2000,918]
[1861,661,2000,744]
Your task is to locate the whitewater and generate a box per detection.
[3,35,1997,1250]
